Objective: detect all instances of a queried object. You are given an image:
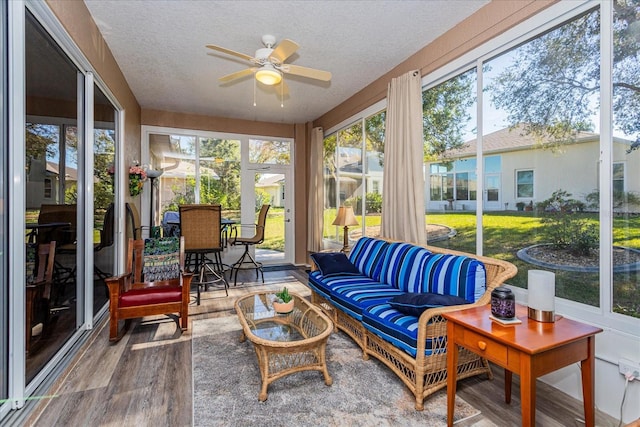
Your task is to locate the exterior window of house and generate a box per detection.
[428,159,477,202]
[43,178,52,198]
[516,170,534,198]
[429,163,452,201]
[455,158,477,201]
[613,163,624,193]
[372,180,379,194]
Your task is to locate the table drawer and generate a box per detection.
[461,329,508,365]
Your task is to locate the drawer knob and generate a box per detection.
[478,341,487,351]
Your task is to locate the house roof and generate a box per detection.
[444,125,600,159]
[46,161,78,181]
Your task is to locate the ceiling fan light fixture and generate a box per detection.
[255,65,282,86]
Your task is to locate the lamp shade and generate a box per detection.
[146,168,163,179]
[527,270,555,322]
[255,64,282,86]
[332,206,359,227]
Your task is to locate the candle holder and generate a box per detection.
[491,286,516,319]
[527,270,556,322]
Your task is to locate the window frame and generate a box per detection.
[515,169,534,199]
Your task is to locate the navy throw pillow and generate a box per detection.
[310,252,361,278]
[389,292,471,317]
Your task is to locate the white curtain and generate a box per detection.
[381,70,426,244]
[307,127,325,252]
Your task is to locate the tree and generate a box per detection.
[248,139,290,164]
[423,69,475,161]
[488,2,640,151]
[196,138,241,210]
[93,129,115,210]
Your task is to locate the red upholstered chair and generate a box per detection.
[105,237,193,342]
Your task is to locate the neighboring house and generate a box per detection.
[155,158,220,211]
[325,147,384,207]
[26,159,78,209]
[426,126,640,212]
[255,173,285,207]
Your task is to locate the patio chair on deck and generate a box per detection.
[229,204,270,286]
[179,204,228,304]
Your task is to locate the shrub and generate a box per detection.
[536,189,585,213]
[539,189,597,255]
[346,192,383,214]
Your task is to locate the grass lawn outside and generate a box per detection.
[427,211,640,319]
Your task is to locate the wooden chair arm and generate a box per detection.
[105,273,132,296]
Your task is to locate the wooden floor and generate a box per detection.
[25,268,618,426]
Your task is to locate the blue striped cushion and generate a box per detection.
[362,302,441,357]
[330,283,404,320]
[378,243,432,292]
[348,237,389,281]
[422,254,486,302]
[308,270,371,300]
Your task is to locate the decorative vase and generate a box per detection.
[273,300,294,314]
[491,286,516,319]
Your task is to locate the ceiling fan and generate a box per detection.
[206,35,332,88]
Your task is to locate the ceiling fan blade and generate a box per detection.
[283,64,332,81]
[269,39,299,64]
[218,68,256,83]
[206,44,254,62]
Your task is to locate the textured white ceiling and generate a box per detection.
[84,0,489,124]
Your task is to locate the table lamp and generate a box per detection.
[527,270,556,322]
[332,206,359,253]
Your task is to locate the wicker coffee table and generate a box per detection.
[234,291,333,401]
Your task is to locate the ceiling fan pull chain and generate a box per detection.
[253,76,257,107]
[281,75,284,108]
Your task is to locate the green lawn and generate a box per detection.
[428,211,639,318]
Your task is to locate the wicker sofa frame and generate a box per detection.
[309,239,517,410]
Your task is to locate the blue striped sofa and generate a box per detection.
[308,237,517,410]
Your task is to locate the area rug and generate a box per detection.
[192,315,483,426]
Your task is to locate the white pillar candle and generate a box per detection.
[528,270,555,312]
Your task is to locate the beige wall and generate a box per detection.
[46,0,142,206]
[141,109,296,139]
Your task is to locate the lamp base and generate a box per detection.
[528,307,555,322]
[341,226,350,253]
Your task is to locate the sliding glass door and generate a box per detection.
[24,9,83,383]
